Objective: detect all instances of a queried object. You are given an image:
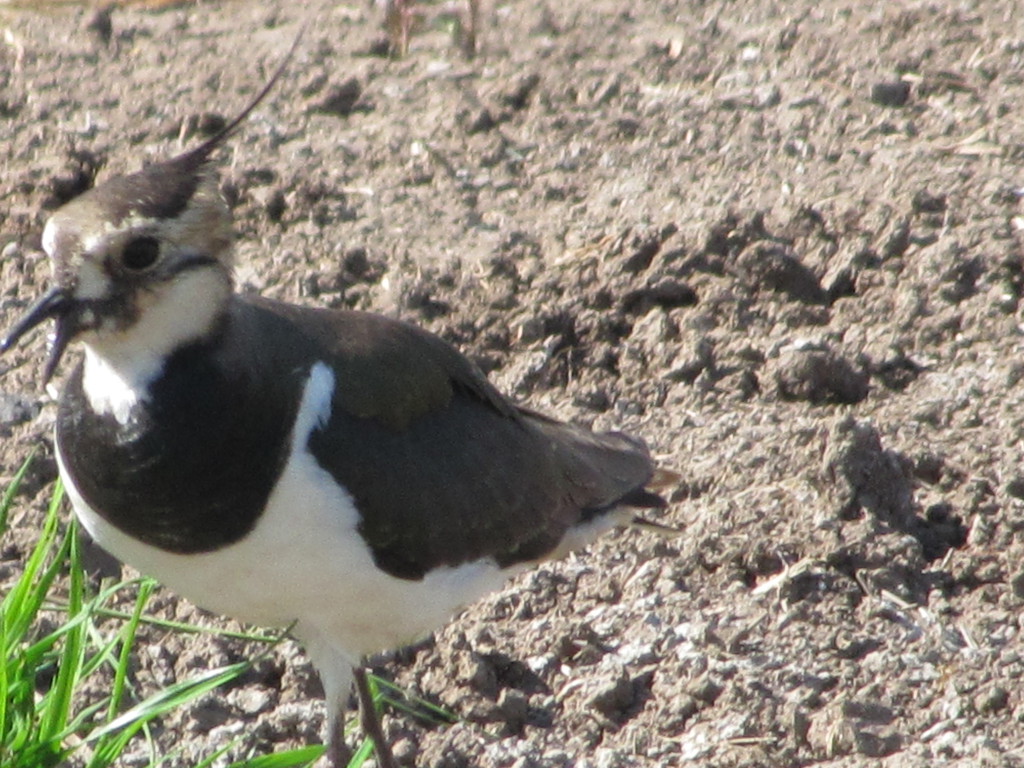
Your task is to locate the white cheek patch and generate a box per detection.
[74,260,110,300]
[81,269,230,423]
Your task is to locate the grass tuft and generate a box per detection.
[0,466,320,768]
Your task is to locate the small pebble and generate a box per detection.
[870,80,911,107]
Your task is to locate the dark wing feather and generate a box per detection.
[237,296,662,581]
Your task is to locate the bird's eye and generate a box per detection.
[121,236,161,271]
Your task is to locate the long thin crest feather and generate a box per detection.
[178,21,308,168]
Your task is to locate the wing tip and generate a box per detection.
[623,465,684,535]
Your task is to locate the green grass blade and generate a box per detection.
[82,605,281,643]
[87,659,251,744]
[1,480,67,647]
[349,736,375,768]
[106,579,154,720]
[0,447,34,752]
[228,744,324,768]
[374,676,457,725]
[192,741,238,768]
[0,453,34,535]
[0,608,10,767]
[37,517,86,743]
[1,476,68,768]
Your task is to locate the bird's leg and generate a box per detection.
[326,717,354,768]
[305,639,357,768]
[354,666,398,768]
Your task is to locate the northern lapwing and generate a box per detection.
[2,39,675,768]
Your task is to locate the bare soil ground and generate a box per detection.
[2,0,1024,766]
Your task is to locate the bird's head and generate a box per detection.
[3,150,235,382]
[2,30,302,383]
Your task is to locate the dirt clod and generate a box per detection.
[870,80,912,107]
[772,347,870,404]
[309,77,365,117]
[823,416,913,525]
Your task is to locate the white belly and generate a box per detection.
[58,362,516,658]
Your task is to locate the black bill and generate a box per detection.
[1,287,76,384]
